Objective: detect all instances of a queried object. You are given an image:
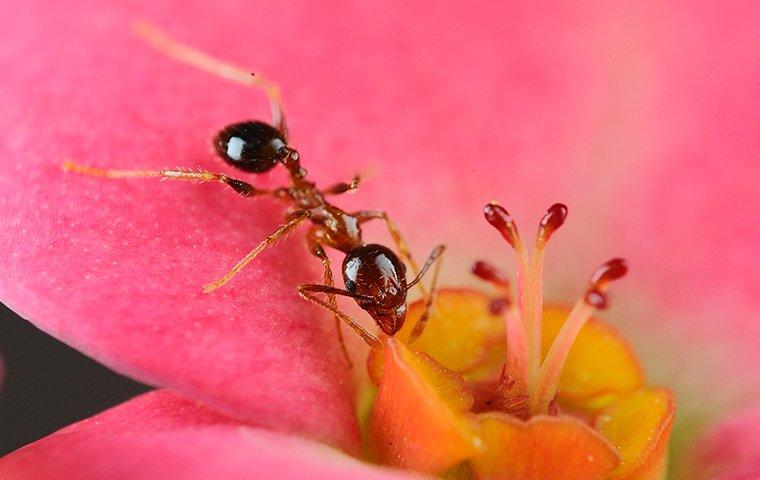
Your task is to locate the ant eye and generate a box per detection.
[214,121,288,173]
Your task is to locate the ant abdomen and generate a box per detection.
[214,121,288,173]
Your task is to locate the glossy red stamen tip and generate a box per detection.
[584,258,628,309]
[590,258,629,288]
[484,202,520,248]
[471,260,511,288]
[537,203,568,245]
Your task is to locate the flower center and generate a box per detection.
[478,202,628,416]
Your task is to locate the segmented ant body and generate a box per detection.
[64,23,444,361]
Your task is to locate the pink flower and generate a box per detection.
[0,1,758,478]
[693,407,760,480]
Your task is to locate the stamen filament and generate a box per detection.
[531,258,628,414]
[504,305,528,395]
[525,247,544,394]
[472,259,527,396]
[525,204,568,396]
[530,298,594,413]
[482,203,532,398]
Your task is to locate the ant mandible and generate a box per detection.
[63,22,445,364]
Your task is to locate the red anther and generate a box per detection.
[538,203,568,245]
[471,260,510,288]
[589,258,629,290]
[584,289,608,309]
[488,297,511,315]
[584,258,627,309]
[483,202,519,248]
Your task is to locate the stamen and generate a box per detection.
[482,203,531,320]
[531,258,629,414]
[482,204,537,402]
[470,259,527,403]
[584,258,628,309]
[503,305,528,399]
[525,204,568,395]
[483,202,520,249]
[536,203,568,248]
[471,260,511,289]
[472,261,512,314]
[487,297,510,315]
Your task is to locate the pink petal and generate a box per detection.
[0,1,362,452]
[2,0,759,464]
[0,390,424,480]
[692,407,760,480]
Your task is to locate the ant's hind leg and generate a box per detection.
[133,21,288,137]
[203,210,312,293]
[308,233,353,368]
[63,161,271,198]
[298,284,382,349]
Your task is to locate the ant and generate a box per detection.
[63,22,445,365]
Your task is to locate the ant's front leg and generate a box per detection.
[63,161,276,198]
[298,284,382,349]
[408,245,446,343]
[307,230,353,368]
[322,175,361,195]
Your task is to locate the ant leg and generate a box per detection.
[63,160,273,198]
[298,284,382,349]
[322,175,361,195]
[203,210,312,293]
[133,21,288,137]
[353,210,425,296]
[307,231,353,368]
[408,245,446,343]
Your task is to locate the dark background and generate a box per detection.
[0,302,150,455]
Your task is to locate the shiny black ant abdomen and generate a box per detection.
[214,121,289,173]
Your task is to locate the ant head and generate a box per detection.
[214,121,295,173]
[342,244,408,335]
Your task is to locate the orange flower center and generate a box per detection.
[360,203,675,480]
